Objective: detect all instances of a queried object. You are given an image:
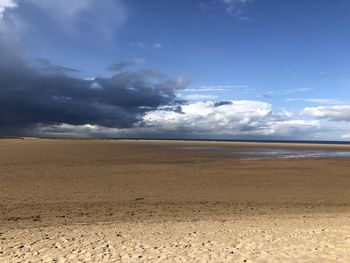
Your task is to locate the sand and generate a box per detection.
[1,139,350,262]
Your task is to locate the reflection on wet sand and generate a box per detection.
[176,146,350,160]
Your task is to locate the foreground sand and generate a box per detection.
[2,214,350,262]
[1,139,350,262]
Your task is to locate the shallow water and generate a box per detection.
[235,148,350,160]
[176,146,350,160]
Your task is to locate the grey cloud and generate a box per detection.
[32,58,81,74]
[108,58,145,71]
[214,101,232,107]
[259,93,272,98]
[0,35,188,135]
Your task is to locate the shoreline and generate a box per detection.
[7,137,350,150]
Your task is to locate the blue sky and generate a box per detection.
[1,0,350,140]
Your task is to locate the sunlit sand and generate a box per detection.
[1,139,350,262]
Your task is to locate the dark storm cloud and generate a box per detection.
[0,36,188,135]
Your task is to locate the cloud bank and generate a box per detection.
[0,32,188,135]
[140,101,319,138]
[302,105,350,122]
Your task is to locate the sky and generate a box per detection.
[1,0,350,140]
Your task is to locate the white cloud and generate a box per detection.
[262,120,320,136]
[201,84,248,89]
[260,88,311,98]
[342,132,350,139]
[287,98,345,105]
[0,0,17,18]
[153,42,163,49]
[129,42,164,50]
[141,100,319,137]
[302,105,350,122]
[221,0,253,18]
[129,41,146,49]
[181,94,218,101]
[184,85,249,93]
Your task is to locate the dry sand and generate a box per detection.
[1,139,350,262]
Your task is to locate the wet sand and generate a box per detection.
[1,139,350,262]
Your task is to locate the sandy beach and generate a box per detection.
[1,139,350,262]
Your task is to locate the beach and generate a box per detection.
[1,139,350,262]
